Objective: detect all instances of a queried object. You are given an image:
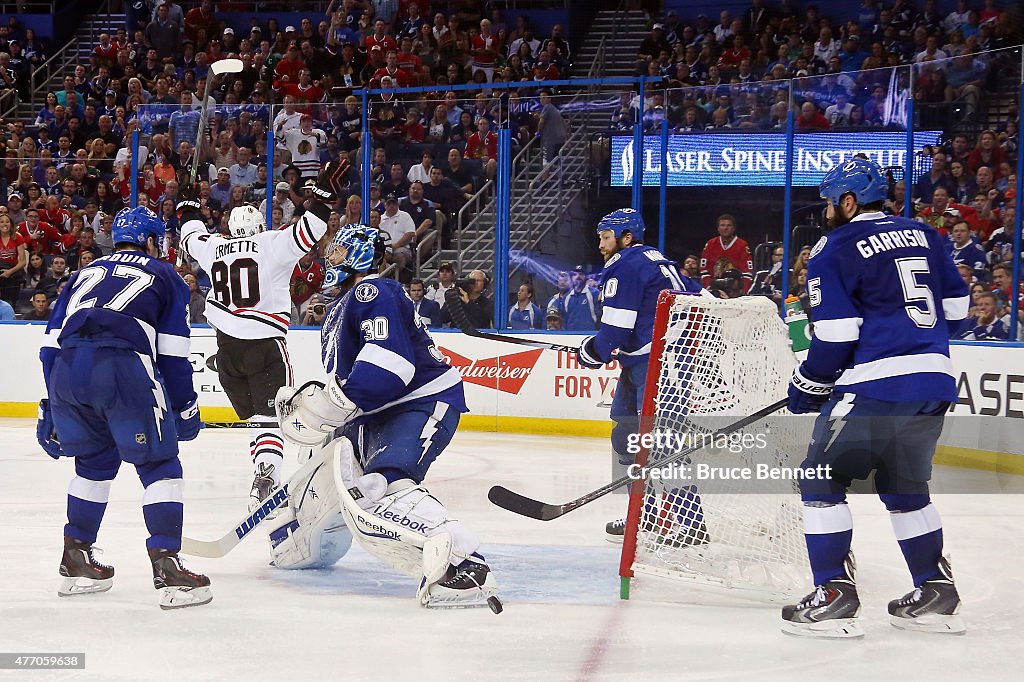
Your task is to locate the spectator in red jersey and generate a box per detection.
[967,130,1007,175]
[41,195,72,233]
[290,249,324,323]
[366,19,398,54]
[184,0,218,43]
[374,50,412,89]
[795,101,830,130]
[919,187,977,236]
[92,33,118,68]
[471,18,500,82]
[17,207,60,256]
[396,36,426,82]
[465,116,497,181]
[700,213,753,292]
[65,226,104,271]
[0,213,27,307]
[718,34,752,71]
[275,68,325,110]
[530,49,560,81]
[274,43,307,86]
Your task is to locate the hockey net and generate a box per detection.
[619,292,811,602]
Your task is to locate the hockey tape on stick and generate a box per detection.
[487,397,789,520]
[180,445,331,558]
[442,289,577,354]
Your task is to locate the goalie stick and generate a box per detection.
[487,397,788,520]
[180,445,329,558]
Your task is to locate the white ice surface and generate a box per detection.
[0,420,1021,681]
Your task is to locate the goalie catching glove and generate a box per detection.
[275,377,362,446]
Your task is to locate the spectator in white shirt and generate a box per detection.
[259,181,296,226]
[944,0,971,33]
[378,193,416,271]
[407,149,435,184]
[229,147,258,187]
[813,27,840,64]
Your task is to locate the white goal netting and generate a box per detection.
[621,293,812,602]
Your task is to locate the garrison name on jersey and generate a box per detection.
[805,212,969,403]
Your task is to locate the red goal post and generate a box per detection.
[618,290,811,602]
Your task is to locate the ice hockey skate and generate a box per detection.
[150,549,213,610]
[888,556,965,634]
[249,460,281,512]
[423,555,502,613]
[781,554,862,638]
[58,536,114,597]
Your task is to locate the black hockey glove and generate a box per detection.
[307,158,350,203]
[175,198,204,225]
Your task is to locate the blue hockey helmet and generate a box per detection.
[323,224,386,287]
[112,205,162,248]
[819,157,889,206]
[597,208,645,243]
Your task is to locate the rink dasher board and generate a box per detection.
[1,322,1023,474]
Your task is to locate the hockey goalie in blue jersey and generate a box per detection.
[781,158,970,637]
[37,205,211,610]
[575,208,705,542]
[269,222,500,610]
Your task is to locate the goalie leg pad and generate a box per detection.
[268,445,352,570]
[332,438,481,578]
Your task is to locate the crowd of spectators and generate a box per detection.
[0,0,573,321]
[622,0,1017,133]
[2,1,1023,341]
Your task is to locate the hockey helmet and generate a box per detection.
[112,205,162,248]
[323,224,387,287]
[819,157,889,206]
[597,207,645,243]
[228,205,267,238]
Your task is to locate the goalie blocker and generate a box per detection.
[266,437,501,612]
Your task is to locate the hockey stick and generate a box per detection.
[487,397,789,521]
[180,445,330,558]
[177,58,243,267]
[443,289,577,353]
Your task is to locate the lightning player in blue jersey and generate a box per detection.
[268,223,499,608]
[575,208,705,542]
[36,206,210,610]
[782,158,970,637]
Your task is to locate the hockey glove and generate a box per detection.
[36,398,64,459]
[307,158,350,203]
[276,376,362,447]
[175,198,204,225]
[577,335,605,369]
[787,364,835,414]
[175,399,202,442]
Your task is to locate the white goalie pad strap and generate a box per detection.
[268,443,352,570]
[331,438,480,581]
[277,376,362,446]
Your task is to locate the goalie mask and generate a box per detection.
[323,224,388,287]
[228,205,267,238]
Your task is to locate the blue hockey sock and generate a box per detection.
[64,476,112,544]
[142,479,184,552]
[802,502,854,585]
[889,503,944,586]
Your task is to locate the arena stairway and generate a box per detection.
[13,10,127,123]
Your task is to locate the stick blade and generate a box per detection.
[488,485,562,521]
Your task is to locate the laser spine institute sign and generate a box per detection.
[611,130,941,187]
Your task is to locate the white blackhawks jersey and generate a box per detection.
[180,209,328,339]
